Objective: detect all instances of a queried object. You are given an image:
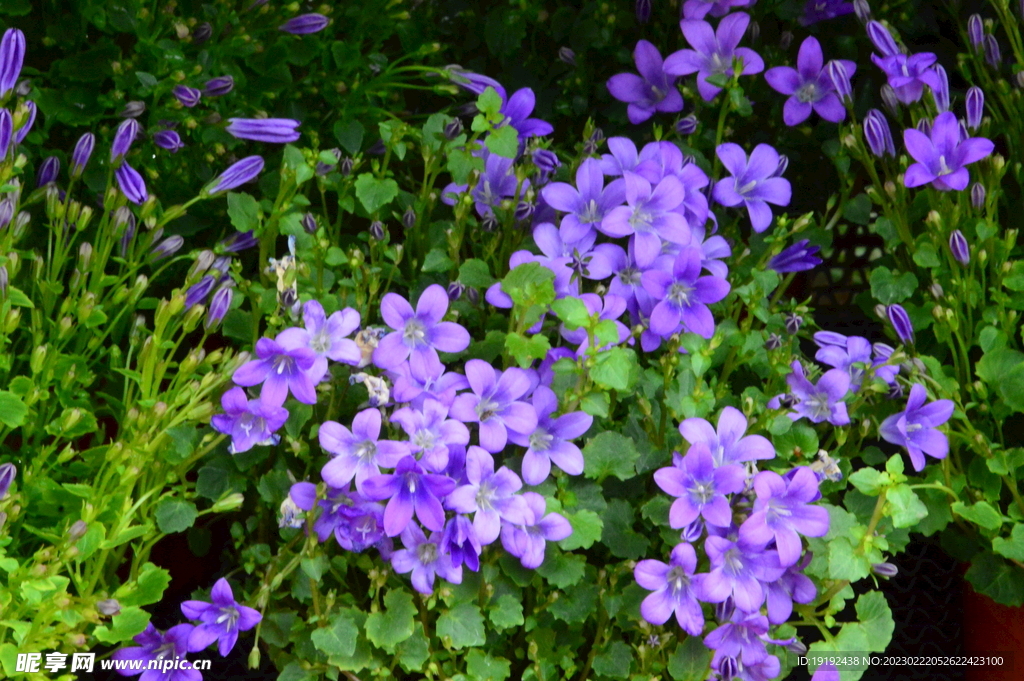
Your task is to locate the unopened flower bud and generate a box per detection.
[675,115,698,135]
[949,229,970,265]
[853,0,871,22]
[558,47,576,66]
[872,562,898,577]
[929,282,944,299]
[193,22,213,44]
[369,220,385,240]
[446,281,464,301]
[970,182,985,210]
[443,118,463,140]
[887,304,914,344]
[97,599,121,616]
[784,314,803,335]
[212,492,245,513]
[402,207,417,230]
[68,520,88,541]
[301,212,317,234]
[779,31,793,50]
[120,100,146,118]
[481,214,498,232]
[880,84,899,118]
[874,303,888,319]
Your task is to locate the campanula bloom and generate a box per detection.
[445,446,531,544]
[13,100,34,144]
[373,284,471,372]
[704,612,772,668]
[115,162,148,205]
[541,158,626,243]
[949,229,970,264]
[111,118,140,163]
[655,442,747,528]
[712,143,792,232]
[739,467,829,566]
[800,0,854,25]
[679,406,776,466]
[71,133,95,178]
[634,542,705,634]
[0,29,25,100]
[499,491,572,568]
[879,383,954,471]
[389,352,469,408]
[768,239,822,273]
[903,111,994,191]
[279,13,330,34]
[390,524,462,594]
[499,87,553,140]
[441,514,482,572]
[36,156,59,186]
[362,456,456,536]
[449,360,538,453]
[606,40,684,124]
[664,13,765,102]
[207,156,265,195]
[391,399,471,472]
[601,172,690,267]
[642,246,730,338]
[226,118,301,143]
[181,578,261,656]
[211,387,289,454]
[319,408,410,492]
[232,336,319,407]
[814,332,898,390]
[764,553,816,623]
[111,623,199,681]
[154,130,184,152]
[764,37,855,125]
[172,85,201,108]
[507,386,592,485]
[770,360,851,425]
[863,109,896,157]
[701,536,785,612]
[967,15,984,48]
[276,300,361,383]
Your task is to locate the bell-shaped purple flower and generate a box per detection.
[872,51,941,105]
[655,442,747,528]
[391,399,471,472]
[701,536,785,612]
[664,13,765,102]
[155,130,184,152]
[373,284,471,371]
[391,523,462,594]
[110,623,197,681]
[0,29,26,100]
[208,156,265,195]
[903,111,994,191]
[172,85,201,108]
[863,109,896,157]
[738,467,829,566]
[606,40,684,125]
[879,383,954,471]
[211,387,289,454]
[181,578,262,656]
[362,456,457,536]
[111,118,140,163]
[541,158,626,243]
[71,133,95,178]
[765,37,853,126]
[887,304,914,344]
[635,542,705,634]
[449,360,538,453]
[642,246,730,339]
[499,87,554,140]
[712,143,792,232]
[965,86,984,131]
[679,406,776,466]
[319,409,410,492]
[277,299,361,382]
[500,491,572,568]
[445,446,531,544]
[115,162,148,205]
[768,239,822,273]
[203,76,235,97]
[772,361,851,425]
[232,336,319,407]
[507,386,592,485]
[226,118,301,143]
[949,229,970,264]
[279,13,330,34]
[601,172,690,267]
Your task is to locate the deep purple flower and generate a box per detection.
[173,85,201,108]
[984,35,1001,68]
[155,130,184,153]
[0,462,15,499]
[967,15,984,48]
[205,286,233,330]
[71,133,95,178]
[541,158,626,243]
[712,143,792,232]
[676,114,699,134]
[664,13,765,102]
[181,579,261,656]
[871,49,941,104]
[184,276,216,309]
[220,231,257,253]
[800,0,854,25]
[500,491,572,568]
[655,442,746,528]
[13,100,34,144]
[449,360,538,453]
[115,162,148,205]
[772,361,851,425]
[111,118,140,163]
[211,387,288,453]
[601,172,690,267]
[0,29,25,100]
[36,156,59,186]
[0,109,11,158]
[279,13,330,34]
[701,536,785,612]
[203,76,235,97]
[225,118,300,143]
[391,399,471,472]
[704,612,772,668]
[110,623,198,681]
[765,37,854,125]
[635,542,705,634]
[373,284,470,372]
[507,386,592,485]
[965,86,984,131]
[320,408,410,491]
[445,446,530,544]
[768,239,822,273]
[642,246,730,338]
[949,229,970,264]
[887,304,914,344]
[739,467,829,566]
[208,156,265,195]
[362,456,457,536]
[441,514,482,572]
[499,88,554,140]
[276,300,361,382]
[232,336,318,407]
[679,406,776,466]
[607,40,684,125]
[903,111,994,191]
[764,553,816,623]
[863,109,896,157]
[879,383,954,471]
[391,524,462,594]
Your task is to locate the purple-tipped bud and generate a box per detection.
[68,520,89,541]
[872,562,899,577]
[853,0,871,22]
[787,639,809,656]
[916,117,931,136]
[768,239,822,273]
[0,199,12,229]
[965,86,984,131]
[765,332,783,350]
[636,0,652,23]
[111,119,140,163]
[867,21,900,57]
[225,118,300,144]
[675,114,698,135]
[219,230,257,253]
[880,84,899,117]
[682,518,704,543]
[193,22,213,45]
[949,229,970,265]
[115,162,148,205]
[207,155,265,195]
[828,61,853,104]
[779,31,794,51]
[984,35,1001,68]
[443,118,463,140]
[206,285,233,330]
[887,304,914,344]
[172,85,202,108]
[402,207,416,229]
[36,156,60,187]
[71,133,95,178]
[532,148,560,174]
[714,596,735,623]
[0,462,15,499]
[0,108,11,158]
[120,100,146,118]
[119,212,137,257]
[864,109,896,157]
[931,65,949,113]
[0,29,26,100]
[203,76,234,97]
[514,201,534,222]
[968,15,984,48]
[151,235,184,261]
[96,599,121,616]
[773,154,789,178]
[369,220,385,240]
[971,182,985,209]
[339,157,354,176]
[185,275,216,308]
[279,13,330,34]
[558,47,576,66]
[447,281,465,301]
[785,313,804,335]
[301,212,318,234]
[154,130,184,153]
[315,148,341,176]
[13,100,34,144]
[466,287,480,305]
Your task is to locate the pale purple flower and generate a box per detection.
[499,491,572,568]
[211,388,289,454]
[226,118,301,143]
[389,352,469,408]
[450,360,538,453]
[634,542,705,634]
[115,162,148,205]
[871,50,942,104]
[606,40,684,124]
[814,331,898,390]
[739,467,829,566]
[275,300,361,382]
[642,246,730,338]
[320,408,410,491]
[679,406,776,466]
[184,276,216,309]
[654,442,746,528]
[445,446,530,544]
[232,336,319,407]
[363,456,457,536]
[601,172,690,267]
[664,13,765,102]
[800,0,854,25]
[765,37,854,125]
[712,143,792,232]
[154,130,184,152]
[181,578,261,656]
[279,13,330,34]
[879,383,954,471]
[110,623,199,681]
[373,284,471,372]
[208,156,265,195]
[771,360,850,425]
[768,239,821,273]
[172,85,201,108]
[508,386,592,485]
[701,537,785,612]
[391,524,463,594]
[764,553,816,623]
[0,29,26,100]
[391,399,470,472]
[704,612,771,668]
[903,111,994,191]
[690,223,732,278]
[151,235,184,261]
[541,158,626,243]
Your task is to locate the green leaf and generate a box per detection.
[551,297,591,330]
[476,87,504,118]
[485,125,519,159]
[396,629,430,672]
[549,583,599,624]
[1003,261,1024,291]
[312,611,359,658]
[849,468,887,496]
[354,174,399,214]
[436,603,486,648]
[334,120,365,154]
[155,500,198,534]
[591,347,639,392]
[667,634,712,681]
[421,247,455,273]
[505,332,551,368]
[976,347,1024,385]
[536,549,586,589]
[162,424,200,465]
[503,262,556,308]
[601,499,651,559]
[869,266,918,305]
[465,649,511,681]
[6,286,34,308]
[886,484,928,528]
[488,594,524,630]
[952,500,1005,530]
[582,432,639,481]
[912,242,941,268]
[459,259,495,288]
[120,563,170,607]
[447,147,484,185]
[965,550,1024,606]
[558,510,603,551]
[828,537,872,581]
[226,192,260,232]
[364,590,416,651]
[0,391,28,428]
[855,591,895,651]
[992,524,1024,562]
[843,194,873,225]
[93,606,150,644]
[997,363,1024,412]
[592,640,632,679]
[300,556,328,582]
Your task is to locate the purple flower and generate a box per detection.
[203,76,234,97]
[71,133,95,178]
[701,536,784,612]
[450,360,538,453]
[391,399,471,472]
[277,300,361,382]
[765,553,816,623]
[679,406,776,466]
[319,408,410,491]
[232,336,319,407]
[220,231,258,253]
[712,143,792,232]
[704,612,771,668]
[391,524,462,594]
[931,64,950,112]
[507,386,592,485]
[634,542,705,634]
[863,109,896,157]
[173,85,201,108]
[181,578,261,656]
[664,13,765,102]
[111,118,140,163]
[871,51,941,105]
[903,111,994,191]
[642,246,730,338]
[373,284,471,371]
[814,332,898,390]
[0,462,15,499]
[205,286,233,330]
[887,304,914,344]
[965,86,984,131]
[773,361,851,425]
[115,162,148,205]
[363,456,456,536]
[655,442,746,528]
[225,118,301,143]
[499,88,554,140]
[949,229,970,264]
[812,662,841,681]
[111,623,199,681]
[765,37,851,125]
[866,20,900,57]
[441,514,482,572]
[800,0,854,25]
[279,13,330,34]
[155,130,184,153]
[601,172,690,267]
[445,446,530,544]
[879,383,954,471]
[185,276,216,309]
[211,387,289,454]
[389,353,469,408]
[606,40,684,125]
[0,109,12,158]
[500,491,572,568]
[768,239,822,273]
[557,292,629,355]
[967,15,984,48]
[151,235,184,261]
[207,156,265,195]
[13,100,34,144]
[739,467,829,566]
[36,156,59,186]
[0,29,26,100]
[541,158,626,243]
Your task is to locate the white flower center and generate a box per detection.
[403,319,428,345]
[529,428,554,452]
